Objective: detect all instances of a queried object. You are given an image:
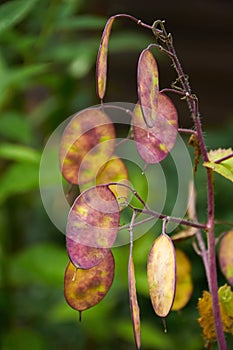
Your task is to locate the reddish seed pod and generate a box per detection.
[66,185,120,268]
[59,108,115,185]
[137,48,159,128]
[133,93,178,164]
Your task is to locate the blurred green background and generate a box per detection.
[0,1,232,349]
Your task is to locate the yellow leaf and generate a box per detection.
[197,284,233,344]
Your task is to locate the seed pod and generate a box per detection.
[219,230,233,286]
[172,249,193,311]
[64,250,114,312]
[66,185,120,268]
[137,48,159,128]
[59,108,115,185]
[147,233,176,318]
[96,16,115,100]
[80,156,129,211]
[133,93,178,164]
[128,253,141,349]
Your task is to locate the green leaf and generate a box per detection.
[115,320,174,349]
[43,40,98,62]
[0,162,39,204]
[0,143,40,163]
[203,148,233,182]
[9,243,67,287]
[1,64,48,88]
[2,328,48,350]
[0,0,39,34]
[68,52,94,78]
[0,112,33,144]
[0,64,48,108]
[198,284,233,342]
[58,15,106,30]
[218,284,233,317]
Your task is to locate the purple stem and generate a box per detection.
[101,14,226,348]
[163,35,226,350]
[214,151,233,164]
[108,182,206,230]
[178,128,197,136]
[112,13,153,30]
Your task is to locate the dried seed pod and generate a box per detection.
[219,230,233,285]
[80,156,129,211]
[128,252,141,349]
[59,108,115,185]
[133,93,178,164]
[96,16,115,100]
[64,250,114,312]
[147,233,176,318]
[172,249,193,311]
[137,48,159,128]
[66,185,120,268]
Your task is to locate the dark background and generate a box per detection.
[86,0,233,128]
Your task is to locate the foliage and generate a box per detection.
[198,285,233,346]
[0,2,233,350]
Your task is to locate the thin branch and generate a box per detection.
[160,87,186,96]
[150,23,227,349]
[214,219,233,227]
[214,151,233,164]
[119,215,156,231]
[112,13,153,30]
[178,128,197,136]
[146,43,174,58]
[129,210,137,254]
[188,182,210,288]
[107,182,207,230]
[162,217,168,234]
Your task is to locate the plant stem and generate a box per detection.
[158,31,227,350]
[178,128,197,136]
[108,182,207,230]
[214,151,233,164]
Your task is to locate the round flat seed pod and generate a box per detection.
[66,185,120,268]
[64,250,114,312]
[133,93,178,164]
[59,108,115,185]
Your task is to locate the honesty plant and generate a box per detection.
[60,14,233,350]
